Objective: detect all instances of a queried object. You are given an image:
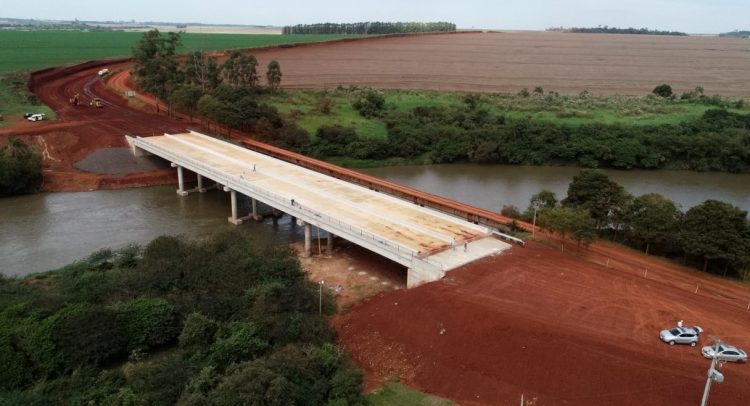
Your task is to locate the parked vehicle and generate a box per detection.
[90,98,103,108]
[702,344,748,363]
[98,68,110,76]
[26,113,45,122]
[659,325,703,346]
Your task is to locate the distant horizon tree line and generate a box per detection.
[282,21,456,35]
[546,25,688,36]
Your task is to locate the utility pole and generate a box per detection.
[318,280,325,315]
[701,339,724,406]
[532,207,538,238]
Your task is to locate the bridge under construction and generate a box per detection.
[127,131,516,287]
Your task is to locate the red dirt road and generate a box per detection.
[0,60,186,191]
[249,31,750,97]
[336,242,750,405]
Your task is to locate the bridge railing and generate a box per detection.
[131,136,445,274]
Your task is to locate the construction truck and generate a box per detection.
[90,98,103,108]
[69,93,80,106]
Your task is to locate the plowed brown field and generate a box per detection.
[336,242,750,405]
[250,31,750,96]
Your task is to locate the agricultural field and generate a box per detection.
[249,31,750,97]
[0,31,360,73]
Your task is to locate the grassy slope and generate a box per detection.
[365,382,453,406]
[264,89,749,140]
[0,74,56,127]
[0,31,359,73]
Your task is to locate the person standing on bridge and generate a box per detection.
[291,198,295,206]
[464,242,468,252]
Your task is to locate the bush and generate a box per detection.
[179,313,218,357]
[53,304,128,370]
[310,126,358,157]
[0,137,43,197]
[209,322,269,370]
[352,89,386,117]
[652,84,673,98]
[115,298,181,352]
[124,353,193,405]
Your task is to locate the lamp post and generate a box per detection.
[701,340,724,406]
[532,207,537,238]
[319,280,325,315]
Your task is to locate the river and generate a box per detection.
[360,164,750,215]
[2,165,749,277]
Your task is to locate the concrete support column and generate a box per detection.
[197,174,206,193]
[225,187,243,225]
[304,223,312,256]
[173,163,188,196]
[327,233,335,253]
[251,198,260,220]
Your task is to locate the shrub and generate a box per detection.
[115,298,181,352]
[0,137,43,197]
[179,313,218,356]
[53,304,128,370]
[652,84,673,98]
[352,89,386,117]
[124,353,193,405]
[209,322,269,370]
[310,126,358,157]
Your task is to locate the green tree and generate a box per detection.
[525,189,558,221]
[652,84,673,98]
[114,298,181,352]
[626,193,681,255]
[196,94,225,132]
[562,169,630,230]
[168,85,203,120]
[0,137,42,197]
[132,29,182,112]
[221,51,259,88]
[538,206,596,251]
[184,51,221,92]
[679,200,749,273]
[266,60,282,89]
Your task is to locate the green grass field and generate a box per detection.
[263,89,749,140]
[0,31,359,73]
[0,73,55,127]
[364,382,453,406]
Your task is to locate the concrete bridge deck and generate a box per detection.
[127,131,512,286]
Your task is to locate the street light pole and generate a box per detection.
[532,207,537,238]
[701,340,724,406]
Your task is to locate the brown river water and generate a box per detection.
[2,165,748,276]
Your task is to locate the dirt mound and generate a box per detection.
[335,242,750,405]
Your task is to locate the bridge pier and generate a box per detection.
[224,187,254,225]
[172,163,189,196]
[303,222,312,256]
[196,174,207,193]
[327,233,335,252]
[251,198,261,221]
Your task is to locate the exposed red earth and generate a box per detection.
[3,33,750,404]
[336,242,750,405]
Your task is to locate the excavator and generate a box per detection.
[69,93,80,106]
[90,98,103,108]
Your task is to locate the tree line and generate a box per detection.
[132,30,284,135]
[0,231,363,404]
[505,170,750,279]
[548,26,688,36]
[304,94,750,173]
[282,21,456,35]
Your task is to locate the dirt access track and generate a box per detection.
[248,31,750,97]
[0,60,186,191]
